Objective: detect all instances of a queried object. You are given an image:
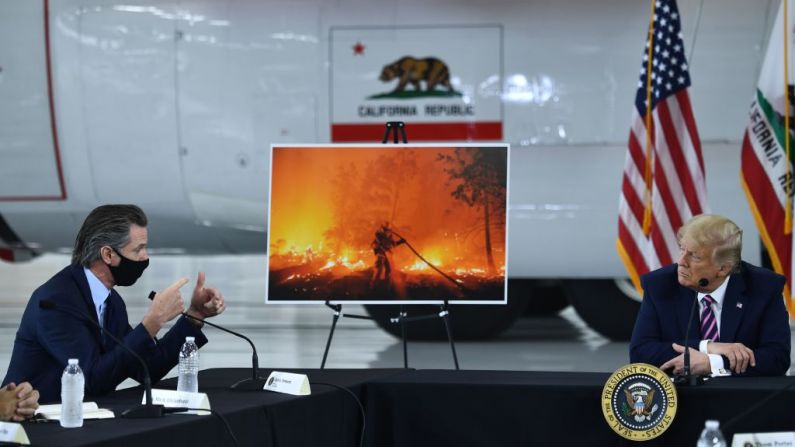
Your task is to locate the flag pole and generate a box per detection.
[642,0,657,236]
[784,0,792,235]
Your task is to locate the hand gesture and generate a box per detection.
[188,272,226,319]
[142,277,188,337]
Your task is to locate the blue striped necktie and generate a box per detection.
[100,295,110,347]
[700,295,719,342]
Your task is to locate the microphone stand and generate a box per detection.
[180,312,268,391]
[673,278,709,387]
[148,291,267,390]
[674,295,701,386]
[38,300,165,418]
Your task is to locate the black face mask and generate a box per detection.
[108,248,149,287]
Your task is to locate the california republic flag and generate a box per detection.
[329,26,503,142]
[741,0,795,311]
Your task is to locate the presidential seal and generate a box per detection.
[601,363,677,441]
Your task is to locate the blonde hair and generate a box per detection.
[677,214,742,272]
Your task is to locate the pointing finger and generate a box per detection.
[196,271,206,290]
[167,277,190,291]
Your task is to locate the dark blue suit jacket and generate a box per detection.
[2,264,208,403]
[629,261,790,376]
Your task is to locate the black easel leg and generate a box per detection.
[321,304,342,369]
[441,303,459,370]
[400,305,408,369]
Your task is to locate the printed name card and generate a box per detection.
[0,421,30,445]
[143,389,211,415]
[732,432,795,446]
[263,371,311,395]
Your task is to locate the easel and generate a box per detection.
[320,121,460,370]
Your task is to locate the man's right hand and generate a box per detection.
[142,277,189,337]
[660,343,712,376]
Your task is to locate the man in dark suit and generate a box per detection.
[630,214,790,377]
[2,205,226,402]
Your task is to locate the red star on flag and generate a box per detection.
[352,41,365,55]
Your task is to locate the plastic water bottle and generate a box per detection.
[177,336,199,393]
[60,358,84,428]
[697,420,727,447]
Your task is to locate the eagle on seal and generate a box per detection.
[624,389,655,416]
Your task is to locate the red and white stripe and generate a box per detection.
[618,90,708,289]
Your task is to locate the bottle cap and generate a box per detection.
[68,358,79,365]
[186,336,195,342]
[705,420,719,429]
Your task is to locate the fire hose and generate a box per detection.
[388,229,467,292]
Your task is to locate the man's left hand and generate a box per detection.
[705,342,755,374]
[186,272,226,326]
[660,343,711,376]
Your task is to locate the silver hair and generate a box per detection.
[677,214,742,272]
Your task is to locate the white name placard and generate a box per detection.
[732,432,795,447]
[263,371,311,396]
[143,389,211,415]
[0,421,30,445]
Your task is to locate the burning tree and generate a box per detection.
[437,147,507,275]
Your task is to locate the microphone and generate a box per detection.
[674,277,710,386]
[148,291,267,391]
[38,300,165,418]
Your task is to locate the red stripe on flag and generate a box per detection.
[676,91,705,174]
[650,217,673,266]
[656,99,702,216]
[652,154,683,236]
[618,220,649,274]
[331,122,502,142]
[627,131,648,178]
[622,176,645,224]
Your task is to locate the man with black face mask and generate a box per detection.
[2,205,226,403]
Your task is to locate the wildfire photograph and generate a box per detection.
[266,144,509,303]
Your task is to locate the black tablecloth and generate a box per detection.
[21,368,406,447]
[17,368,795,446]
[363,369,795,447]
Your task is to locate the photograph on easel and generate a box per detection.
[266,143,509,304]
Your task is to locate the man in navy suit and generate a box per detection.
[630,214,790,377]
[2,205,227,402]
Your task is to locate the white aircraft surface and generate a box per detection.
[0,0,777,339]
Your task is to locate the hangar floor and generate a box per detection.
[1,254,788,386]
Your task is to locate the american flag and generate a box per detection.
[617,0,708,291]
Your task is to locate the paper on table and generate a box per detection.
[36,402,115,420]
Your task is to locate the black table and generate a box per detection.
[18,368,795,446]
[363,369,795,447]
[21,368,406,447]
